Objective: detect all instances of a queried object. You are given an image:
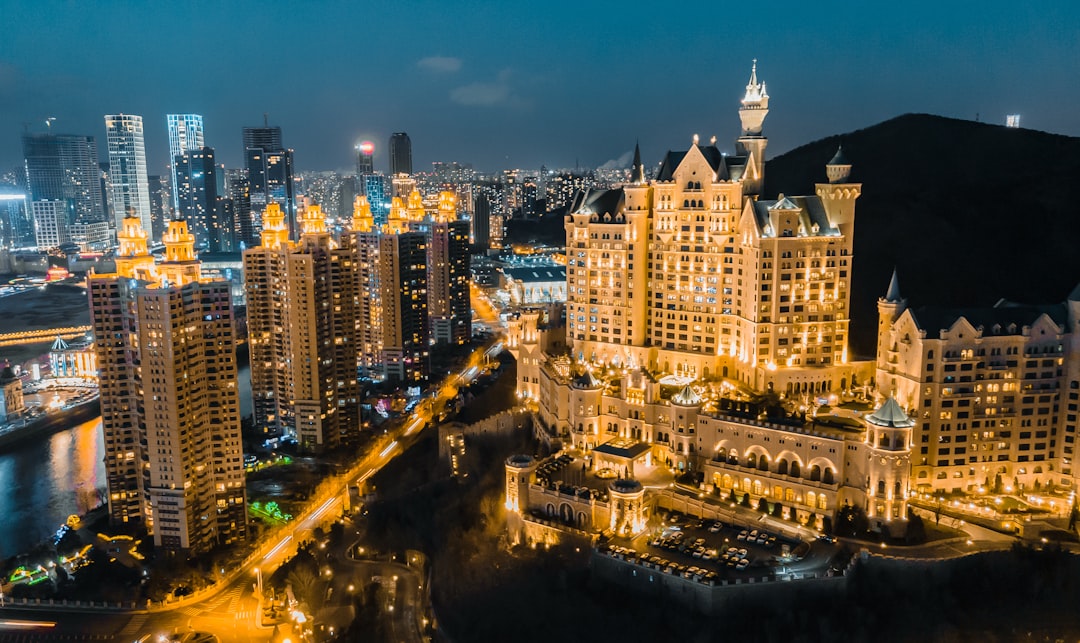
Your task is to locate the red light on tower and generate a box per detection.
[359,141,375,154]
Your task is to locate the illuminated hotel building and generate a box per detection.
[876,275,1080,494]
[507,64,914,535]
[104,114,154,236]
[244,202,361,449]
[31,199,72,250]
[89,217,246,553]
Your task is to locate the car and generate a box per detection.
[738,548,748,558]
[736,559,750,570]
[708,521,723,533]
[692,550,703,559]
[737,531,748,541]
[817,534,838,544]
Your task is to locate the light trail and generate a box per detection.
[308,497,338,523]
[0,621,56,629]
[379,441,399,458]
[263,535,293,562]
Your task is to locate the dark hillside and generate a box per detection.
[765,113,1080,357]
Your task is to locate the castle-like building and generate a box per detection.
[507,64,912,537]
[506,65,1080,542]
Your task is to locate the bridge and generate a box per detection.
[0,326,93,349]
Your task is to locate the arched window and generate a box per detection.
[807,491,817,508]
[728,451,739,465]
[746,453,758,469]
[877,480,886,495]
[683,200,690,207]
[790,461,801,478]
[894,481,902,497]
[823,468,835,485]
[757,456,769,472]
[810,465,822,482]
[776,459,789,476]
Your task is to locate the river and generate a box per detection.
[0,363,252,560]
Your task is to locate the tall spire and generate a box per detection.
[738,59,769,137]
[631,141,644,184]
[884,268,903,303]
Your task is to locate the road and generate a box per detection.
[0,328,502,642]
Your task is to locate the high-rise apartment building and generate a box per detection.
[148,174,171,241]
[428,193,471,345]
[21,133,107,224]
[346,196,430,384]
[89,217,245,552]
[104,114,153,237]
[167,114,205,212]
[244,203,361,449]
[389,132,412,176]
[31,199,72,249]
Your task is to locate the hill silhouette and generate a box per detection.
[765,113,1080,358]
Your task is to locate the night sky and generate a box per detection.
[1,0,1077,174]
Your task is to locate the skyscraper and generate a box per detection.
[356,141,375,177]
[225,168,253,248]
[31,199,73,249]
[21,133,107,224]
[389,132,412,176]
[89,217,245,552]
[166,114,205,212]
[174,147,229,251]
[244,202,361,449]
[243,125,296,240]
[472,191,491,248]
[428,192,472,345]
[104,114,153,237]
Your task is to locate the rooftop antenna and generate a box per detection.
[263,112,269,127]
[45,117,56,129]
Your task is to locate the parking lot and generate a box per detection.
[624,510,809,581]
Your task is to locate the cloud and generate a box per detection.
[449,69,527,108]
[417,56,462,73]
[598,150,635,170]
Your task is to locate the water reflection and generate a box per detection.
[0,418,106,560]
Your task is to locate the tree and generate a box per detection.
[727,488,737,503]
[756,496,769,513]
[905,512,926,544]
[740,493,751,508]
[1069,496,1078,533]
[834,505,868,538]
[993,473,1003,494]
[771,502,784,518]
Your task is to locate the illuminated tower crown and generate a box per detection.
[160,219,200,286]
[300,202,327,236]
[436,191,457,222]
[352,195,374,233]
[115,216,155,279]
[386,196,408,234]
[739,59,769,135]
[260,202,290,249]
[163,219,196,263]
[406,189,425,221]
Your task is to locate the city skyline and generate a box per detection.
[2,1,1078,175]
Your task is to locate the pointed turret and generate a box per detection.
[738,59,769,136]
[736,59,769,195]
[406,189,425,221]
[884,268,903,303]
[826,145,852,184]
[630,142,645,184]
[386,196,409,234]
